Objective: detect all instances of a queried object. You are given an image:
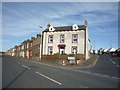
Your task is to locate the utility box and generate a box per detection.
[68,57,75,64]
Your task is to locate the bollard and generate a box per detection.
[76,60,81,65]
[62,61,65,65]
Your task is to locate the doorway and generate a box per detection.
[60,47,65,54]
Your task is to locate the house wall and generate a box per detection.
[42,30,85,55]
[32,38,41,57]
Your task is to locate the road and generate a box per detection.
[75,54,120,78]
[2,55,119,88]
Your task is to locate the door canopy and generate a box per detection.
[58,44,66,48]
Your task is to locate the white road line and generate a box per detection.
[112,77,120,79]
[112,61,116,64]
[117,65,120,67]
[109,58,120,68]
[103,75,110,78]
[35,72,62,85]
[22,65,30,69]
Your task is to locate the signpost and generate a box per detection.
[68,57,75,64]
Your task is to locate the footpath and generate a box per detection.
[11,54,99,68]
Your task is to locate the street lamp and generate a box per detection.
[38,26,43,60]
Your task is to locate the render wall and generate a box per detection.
[42,30,85,55]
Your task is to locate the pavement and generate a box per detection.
[2,55,119,88]
[11,54,99,68]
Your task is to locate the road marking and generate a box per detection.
[103,75,110,78]
[35,72,62,85]
[112,61,116,64]
[112,77,120,79]
[22,65,30,69]
[117,65,120,67]
[109,58,120,68]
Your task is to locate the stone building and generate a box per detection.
[32,34,42,58]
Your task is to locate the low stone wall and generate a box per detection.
[41,55,85,60]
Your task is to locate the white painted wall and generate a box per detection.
[43,30,86,55]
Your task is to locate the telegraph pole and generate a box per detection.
[94,41,95,50]
[110,40,112,48]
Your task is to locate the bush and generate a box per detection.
[77,53,83,55]
[54,52,67,55]
[54,52,60,55]
[61,53,67,55]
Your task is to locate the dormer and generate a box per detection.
[72,24,79,30]
[49,26,55,31]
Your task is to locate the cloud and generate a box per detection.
[2,2,118,51]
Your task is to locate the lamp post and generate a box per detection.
[94,41,95,51]
[38,26,43,60]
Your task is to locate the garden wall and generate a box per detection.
[41,55,85,60]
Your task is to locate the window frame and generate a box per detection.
[71,46,77,54]
[48,35,53,43]
[72,34,78,43]
[48,46,53,55]
[60,34,65,43]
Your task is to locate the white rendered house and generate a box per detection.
[42,20,91,60]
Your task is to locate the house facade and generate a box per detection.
[42,20,91,59]
[29,37,35,58]
[32,34,42,58]
[26,39,30,58]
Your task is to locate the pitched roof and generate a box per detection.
[43,25,86,32]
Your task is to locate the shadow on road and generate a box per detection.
[2,68,28,89]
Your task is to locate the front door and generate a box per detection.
[60,48,65,54]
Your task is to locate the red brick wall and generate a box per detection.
[41,55,85,60]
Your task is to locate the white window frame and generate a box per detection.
[72,34,78,43]
[72,46,77,54]
[60,34,65,43]
[48,46,53,55]
[48,35,53,43]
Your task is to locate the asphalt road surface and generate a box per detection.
[2,55,119,88]
[75,54,120,78]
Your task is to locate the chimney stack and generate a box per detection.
[47,23,51,29]
[37,34,41,38]
[84,20,88,27]
[31,37,35,40]
[27,39,30,42]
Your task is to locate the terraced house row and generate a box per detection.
[6,34,41,59]
[6,20,91,60]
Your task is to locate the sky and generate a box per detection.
[1,2,118,51]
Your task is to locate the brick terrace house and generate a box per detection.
[32,34,42,58]
[15,45,19,57]
[23,41,27,58]
[19,45,22,57]
[42,20,91,59]
[29,37,35,58]
[21,41,25,58]
[26,39,30,58]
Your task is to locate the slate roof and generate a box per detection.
[43,25,86,32]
